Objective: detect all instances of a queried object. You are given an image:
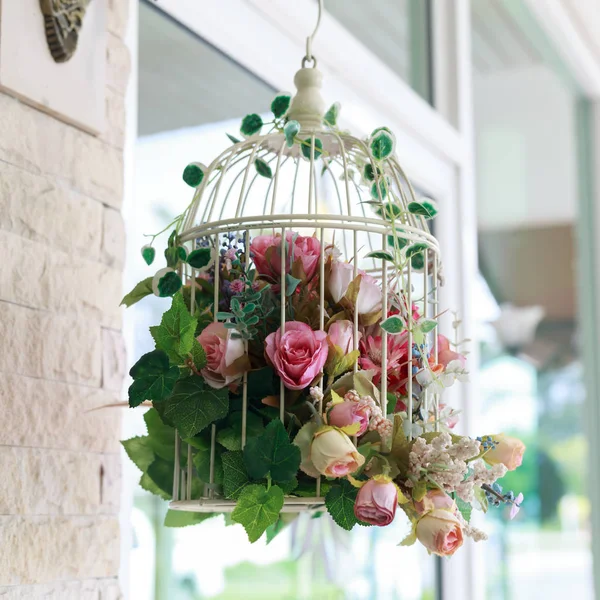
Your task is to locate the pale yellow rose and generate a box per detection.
[483,434,526,471]
[310,427,365,478]
[416,509,464,557]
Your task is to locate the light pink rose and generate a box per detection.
[416,509,464,557]
[310,427,365,477]
[328,319,360,353]
[354,476,398,526]
[414,490,456,515]
[198,323,249,389]
[328,261,382,314]
[437,335,466,368]
[328,401,371,435]
[265,321,328,390]
[483,434,526,471]
[250,232,321,282]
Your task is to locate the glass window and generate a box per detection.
[325,0,433,104]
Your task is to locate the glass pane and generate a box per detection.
[472,2,594,598]
[325,0,433,104]
[126,4,439,600]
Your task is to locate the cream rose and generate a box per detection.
[416,509,464,557]
[310,427,365,478]
[483,434,526,471]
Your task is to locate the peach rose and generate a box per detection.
[197,323,249,389]
[483,434,526,471]
[416,509,464,557]
[414,490,456,515]
[354,475,398,526]
[310,427,365,477]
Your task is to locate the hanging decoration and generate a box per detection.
[121,0,525,556]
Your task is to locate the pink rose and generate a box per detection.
[198,323,249,389]
[328,400,371,435]
[250,232,321,283]
[437,335,466,368]
[416,509,464,557]
[354,476,398,526]
[310,427,365,477]
[483,434,526,471]
[414,490,456,515]
[328,261,382,314]
[328,319,360,353]
[265,321,328,390]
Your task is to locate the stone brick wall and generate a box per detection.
[0,1,130,598]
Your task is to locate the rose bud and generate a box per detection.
[310,427,365,478]
[483,434,526,471]
[414,489,456,515]
[354,475,398,526]
[416,509,464,557]
[328,401,370,436]
[328,319,360,353]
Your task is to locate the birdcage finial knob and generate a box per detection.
[287,67,326,132]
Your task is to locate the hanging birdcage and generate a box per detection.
[166,60,442,514]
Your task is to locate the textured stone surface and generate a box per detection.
[0,373,120,453]
[0,303,102,386]
[103,88,127,150]
[0,578,121,600]
[102,328,127,392]
[0,516,120,585]
[0,95,124,208]
[102,207,126,269]
[106,34,131,96]
[0,449,119,516]
[0,162,103,262]
[107,0,129,39]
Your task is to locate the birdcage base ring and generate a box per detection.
[169,498,326,514]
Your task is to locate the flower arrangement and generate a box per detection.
[121,95,525,556]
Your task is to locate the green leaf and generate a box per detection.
[370,129,395,160]
[420,319,437,333]
[164,510,217,528]
[301,137,323,160]
[177,246,188,261]
[412,481,427,502]
[231,484,284,543]
[164,246,180,269]
[365,250,394,262]
[122,436,155,472]
[227,133,241,144]
[456,497,473,522]
[325,479,358,531]
[363,163,381,182]
[405,243,429,258]
[187,247,212,269]
[265,517,286,544]
[140,471,171,500]
[411,253,425,270]
[370,179,388,201]
[387,234,408,250]
[381,316,405,334]
[254,158,272,179]
[156,270,182,297]
[144,409,176,461]
[387,392,398,415]
[150,292,197,364]
[377,202,402,220]
[165,377,229,438]
[243,420,301,483]
[474,486,489,513]
[217,411,264,451]
[145,457,174,499]
[285,274,301,296]
[222,451,250,500]
[193,435,223,484]
[141,245,155,265]
[323,102,340,127]
[241,113,263,137]
[270,93,291,118]
[408,201,437,218]
[182,162,205,187]
[284,120,300,147]
[128,350,179,408]
[190,339,207,370]
[121,277,153,307]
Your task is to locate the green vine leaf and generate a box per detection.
[405,242,429,259]
[388,234,408,250]
[150,292,197,363]
[128,349,179,408]
[408,200,438,218]
[141,245,155,266]
[222,450,251,500]
[187,247,212,269]
[323,101,340,127]
[144,409,176,462]
[121,277,153,307]
[164,377,229,438]
[270,93,291,118]
[227,133,241,144]
[376,202,402,220]
[363,163,381,182]
[325,479,359,531]
[381,316,405,335]
[301,137,323,160]
[121,436,155,472]
[370,179,388,200]
[365,250,394,262]
[153,268,182,297]
[254,158,273,179]
[420,319,437,333]
[241,113,263,137]
[144,457,174,499]
[231,484,284,543]
[284,120,300,147]
[182,162,205,187]
[370,127,396,160]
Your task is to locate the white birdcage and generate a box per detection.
[167,56,442,514]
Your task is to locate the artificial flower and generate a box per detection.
[483,434,526,471]
[265,321,328,390]
[414,489,456,515]
[328,261,382,314]
[328,398,371,436]
[416,509,464,557]
[197,322,249,389]
[354,475,398,526]
[328,319,360,353]
[310,426,365,477]
[437,334,466,368]
[509,492,524,520]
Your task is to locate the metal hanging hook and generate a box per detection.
[303,0,323,67]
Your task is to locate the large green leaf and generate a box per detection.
[325,479,359,531]
[222,451,250,500]
[150,292,197,364]
[164,377,229,438]
[144,408,176,461]
[217,411,264,451]
[121,277,153,308]
[192,433,224,485]
[231,484,284,542]
[243,420,300,483]
[128,350,179,408]
[143,457,174,500]
[121,436,155,472]
[164,510,217,528]
[140,472,171,501]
